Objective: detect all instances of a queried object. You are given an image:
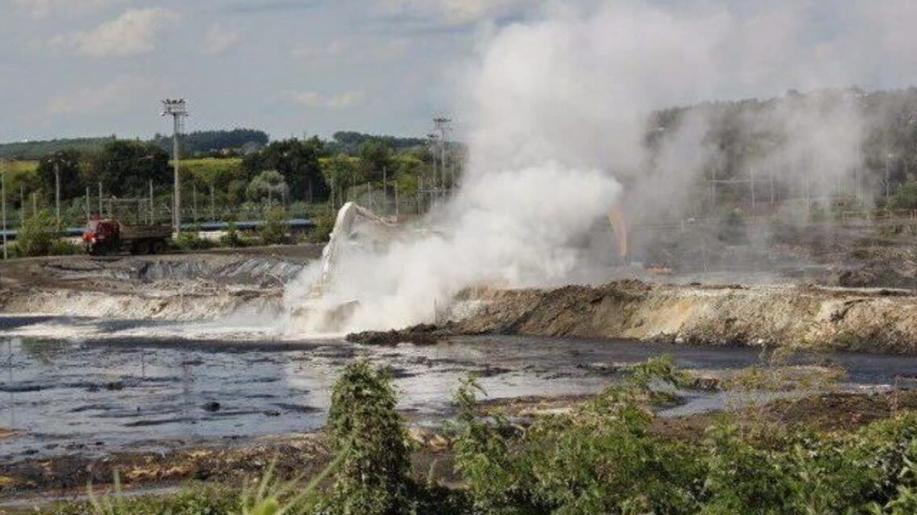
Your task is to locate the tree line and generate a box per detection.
[0,131,459,220]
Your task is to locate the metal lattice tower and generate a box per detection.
[161,99,188,233]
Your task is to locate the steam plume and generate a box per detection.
[284,0,917,333]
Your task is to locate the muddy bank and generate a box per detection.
[0,249,315,321]
[447,281,917,354]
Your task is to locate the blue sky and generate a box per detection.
[0,0,539,142]
[1,0,915,143]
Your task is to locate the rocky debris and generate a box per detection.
[345,323,454,346]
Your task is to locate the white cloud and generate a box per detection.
[383,0,530,24]
[202,23,241,55]
[45,76,159,116]
[288,90,365,109]
[53,8,178,57]
[12,0,124,18]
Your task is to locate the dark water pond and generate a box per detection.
[2,316,917,462]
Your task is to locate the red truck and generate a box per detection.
[82,217,172,255]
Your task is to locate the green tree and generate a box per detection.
[36,150,85,202]
[246,169,288,205]
[358,140,395,183]
[241,138,328,202]
[86,140,170,198]
[320,153,360,207]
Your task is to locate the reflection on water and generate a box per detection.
[2,318,917,462]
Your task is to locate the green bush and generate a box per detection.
[14,209,59,257]
[452,356,917,515]
[323,360,412,514]
[258,207,290,245]
[890,181,917,210]
[219,221,247,248]
[173,230,216,251]
[49,482,238,514]
[307,211,336,244]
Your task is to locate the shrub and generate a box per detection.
[219,221,247,248]
[890,181,917,210]
[453,356,704,514]
[324,360,412,514]
[172,230,215,251]
[307,211,336,244]
[452,357,917,515]
[14,209,59,257]
[259,207,289,245]
[50,480,237,514]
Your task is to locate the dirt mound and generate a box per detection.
[449,280,917,354]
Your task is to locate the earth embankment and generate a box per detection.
[451,281,917,354]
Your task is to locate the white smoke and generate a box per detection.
[283,0,917,334]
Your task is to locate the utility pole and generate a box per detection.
[434,117,452,194]
[19,185,25,226]
[149,180,154,224]
[162,99,188,233]
[210,184,215,222]
[749,166,756,214]
[98,182,103,218]
[192,184,198,224]
[427,133,439,197]
[1,161,7,260]
[85,187,90,222]
[53,159,61,228]
[886,152,894,200]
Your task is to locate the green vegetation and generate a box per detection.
[150,129,269,157]
[13,210,60,256]
[219,221,247,247]
[172,230,217,251]
[51,482,238,514]
[890,180,917,210]
[449,356,917,514]
[307,212,336,243]
[0,130,268,161]
[52,357,917,514]
[0,136,116,160]
[259,207,290,245]
[322,361,413,513]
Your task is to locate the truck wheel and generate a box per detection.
[151,240,165,255]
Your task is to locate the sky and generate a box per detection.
[1,0,916,143]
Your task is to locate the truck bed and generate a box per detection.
[119,224,173,241]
